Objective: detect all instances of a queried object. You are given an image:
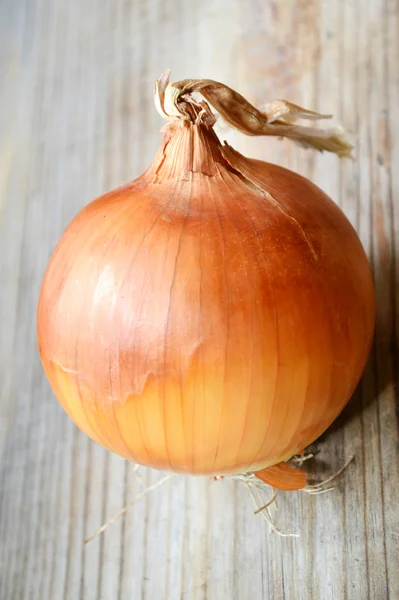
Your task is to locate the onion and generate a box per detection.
[37,72,375,490]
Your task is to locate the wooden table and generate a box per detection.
[1,1,398,598]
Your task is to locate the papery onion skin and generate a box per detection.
[37,116,375,476]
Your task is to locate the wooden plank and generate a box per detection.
[0,0,398,599]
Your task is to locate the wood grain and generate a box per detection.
[0,1,398,599]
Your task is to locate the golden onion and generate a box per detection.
[37,73,375,489]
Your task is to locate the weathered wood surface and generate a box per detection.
[0,1,398,598]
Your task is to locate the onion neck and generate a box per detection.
[148,69,354,185]
[151,120,231,181]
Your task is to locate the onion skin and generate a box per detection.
[255,462,307,491]
[37,119,375,476]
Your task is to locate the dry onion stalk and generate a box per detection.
[37,71,375,532]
